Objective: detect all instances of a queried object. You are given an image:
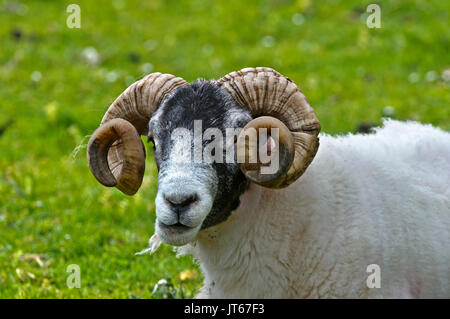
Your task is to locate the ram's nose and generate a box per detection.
[163,191,198,214]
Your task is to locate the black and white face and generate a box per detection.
[148,80,252,246]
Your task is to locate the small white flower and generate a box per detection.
[442,69,450,82]
[82,47,100,65]
[425,70,438,82]
[408,72,419,83]
[292,13,305,25]
[31,71,42,82]
[157,278,168,286]
[151,278,169,295]
[106,71,118,83]
[141,63,154,74]
[383,106,395,117]
[261,36,275,48]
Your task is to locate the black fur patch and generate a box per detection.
[149,80,252,229]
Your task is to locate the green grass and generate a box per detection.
[0,0,449,298]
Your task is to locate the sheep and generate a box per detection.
[87,67,450,298]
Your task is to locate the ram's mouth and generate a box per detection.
[157,221,193,234]
[156,220,201,246]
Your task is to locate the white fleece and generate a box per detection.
[177,120,450,298]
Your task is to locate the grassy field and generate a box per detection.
[0,0,449,298]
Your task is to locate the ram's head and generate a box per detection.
[87,68,320,246]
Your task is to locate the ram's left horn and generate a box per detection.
[217,67,321,188]
[236,116,295,188]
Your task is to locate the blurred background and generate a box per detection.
[0,0,448,298]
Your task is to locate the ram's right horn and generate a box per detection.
[87,73,188,195]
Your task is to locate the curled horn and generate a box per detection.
[87,73,188,195]
[217,67,321,188]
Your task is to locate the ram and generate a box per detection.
[87,67,450,298]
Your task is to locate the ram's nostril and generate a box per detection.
[164,192,198,209]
